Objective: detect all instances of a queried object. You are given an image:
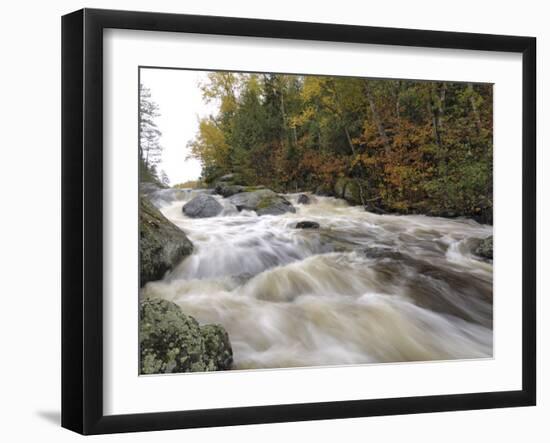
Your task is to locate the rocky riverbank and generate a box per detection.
[182,174,297,218]
[139,196,194,287]
[140,298,233,374]
[139,185,234,374]
[321,177,492,224]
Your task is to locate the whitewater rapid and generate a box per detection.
[142,188,493,369]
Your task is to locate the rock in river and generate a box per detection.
[228,189,296,216]
[297,194,311,204]
[295,221,320,229]
[214,183,246,197]
[474,236,493,260]
[182,194,223,218]
[140,197,193,287]
[140,298,233,374]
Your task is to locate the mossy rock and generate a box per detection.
[228,189,295,215]
[314,182,334,196]
[343,180,363,205]
[214,183,246,197]
[334,178,349,199]
[140,197,194,286]
[474,236,493,260]
[140,298,233,374]
[214,182,266,198]
[333,178,364,205]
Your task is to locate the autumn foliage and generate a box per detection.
[189,72,493,223]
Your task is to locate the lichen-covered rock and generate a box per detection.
[474,236,493,260]
[256,197,296,216]
[297,194,311,204]
[182,194,223,218]
[140,298,233,374]
[200,324,233,371]
[295,221,320,229]
[228,189,295,216]
[140,197,193,287]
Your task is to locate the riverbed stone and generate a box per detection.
[140,197,194,287]
[474,236,493,260]
[182,194,223,218]
[364,246,405,261]
[228,189,296,216]
[297,194,311,204]
[140,298,233,374]
[214,183,246,197]
[295,221,320,229]
[314,182,334,196]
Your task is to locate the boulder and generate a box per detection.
[295,221,320,229]
[343,180,362,205]
[334,178,349,199]
[228,189,296,216]
[333,178,365,206]
[140,197,193,287]
[474,236,493,260]
[217,173,236,183]
[297,194,311,204]
[314,182,334,196]
[257,199,296,216]
[182,194,223,218]
[200,324,234,370]
[214,183,246,197]
[140,298,233,374]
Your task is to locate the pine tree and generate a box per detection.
[139,84,163,174]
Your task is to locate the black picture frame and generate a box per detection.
[61,8,536,435]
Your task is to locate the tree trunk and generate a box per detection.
[328,81,357,156]
[427,84,442,150]
[467,83,482,134]
[438,82,446,133]
[394,80,404,142]
[364,81,391,154]
[344,126,356,156]
[279,87,290,146]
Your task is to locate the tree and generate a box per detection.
[159,169,170,187]
[188,72,493,222]
[139,84,163,172]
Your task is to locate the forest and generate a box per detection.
[186,72,493,223]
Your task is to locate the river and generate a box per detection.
[142,188,493,370]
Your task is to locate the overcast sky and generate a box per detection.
[140,68,216,185]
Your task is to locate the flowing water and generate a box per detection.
[142,189,493,369]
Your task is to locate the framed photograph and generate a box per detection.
[61,8,536,435]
